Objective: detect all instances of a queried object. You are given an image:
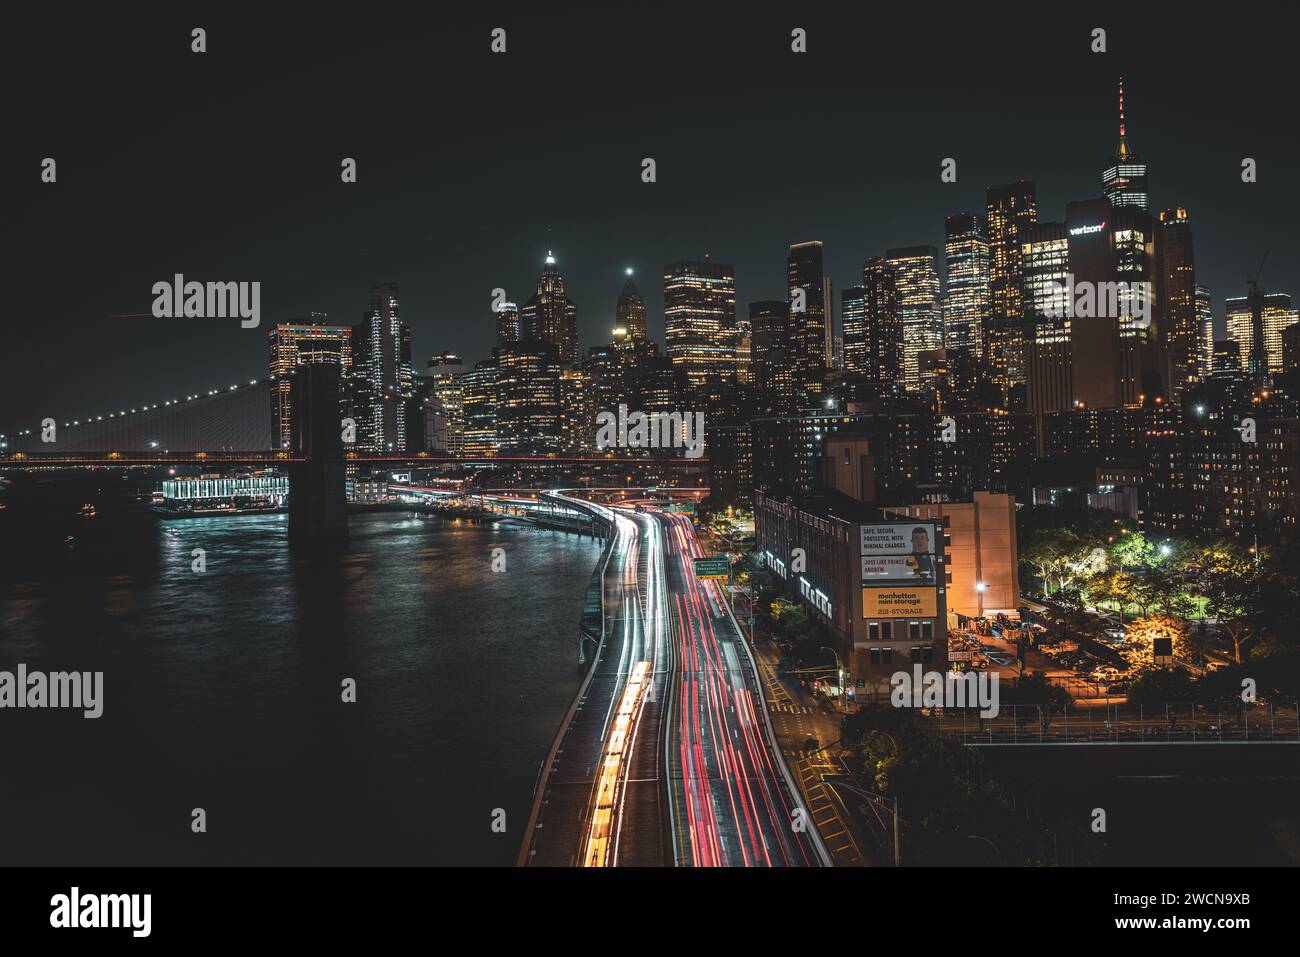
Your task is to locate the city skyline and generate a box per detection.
[5,10,1300,886]
[7,14,1299,428]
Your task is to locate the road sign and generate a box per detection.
[693,556,730,580]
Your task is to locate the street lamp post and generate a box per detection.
[820,645,845,714]
[872,730,902,867]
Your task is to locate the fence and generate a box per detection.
[928,700,1300,744]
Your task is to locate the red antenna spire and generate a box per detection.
[1118,75,1126,138]
[1114,76,1131,160]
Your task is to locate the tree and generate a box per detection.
[1109,529,1156,571]
[1147,566,1196,620]
[769,599,820,659]
[1017,506,1107,596]
[1122,615,1191,673]
[1004,671,1073,730]
[1087,570,1135,622]
[1127,667,1196,706]
[1201,553,1263,664]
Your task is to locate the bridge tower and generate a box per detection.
[287,363,349,548]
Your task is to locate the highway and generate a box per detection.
[656,509,826,866]
[520,498,827,866]
[520,502,671,866]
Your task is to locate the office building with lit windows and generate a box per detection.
[942,213,990,356]
[1157,207,1198,401]
[787,241,833,401]
[349,282,414,452]
[1196,286,1215,381]
[1226,292,1298,378]
[755,436,1016,699]
[268,318,352,450]
[986,180,1038,396]
[495,300,520,347]
[521,252,579,367]
[560,367,595,453]
[1023,220,1072,445]
[461,358,497,456]
[663,258,736,387]
[841,286,867,378]
[886,246,942,394]
[615,273,648,342]
[861,257,903,398]
[494,340,563,454]
[749,299,796,412]
[426,352,467,455]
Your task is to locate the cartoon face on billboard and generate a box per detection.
[860,523,937,585]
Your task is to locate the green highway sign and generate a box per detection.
[693,556,731,580]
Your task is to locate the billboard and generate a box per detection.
[862,587,937,618]
[859,522,938,586]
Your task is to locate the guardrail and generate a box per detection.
[716,561,834,867]
[516,492,618,866]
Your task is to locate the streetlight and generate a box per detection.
[820,646,846,714]
[866,730,902,867]
[975,581,986,618]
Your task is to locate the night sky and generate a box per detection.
[6,10,1297,431]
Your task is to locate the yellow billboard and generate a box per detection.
[862,587,937,618]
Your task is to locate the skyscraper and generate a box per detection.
[1022,221,1072,440]
[749,299,795,411]
[1226,292,1299,377]
[1156,207,1198,401]
[663,258,736,388]
[787,241,833,401]
[461,359,497,456]
[494,340,563,454]
[426,352,467,455]
[495,300,520,347]
[943,213,991,356]
[733,316,753,385]
[986,180,1038,396]
[841,286,867,377]
[614,272,648,341]
[350,282,414,451]
[521,252,579,367]
[1195,286,1215,381]
[862,257,903,399]
[886,246,941,393]
[1065,197,1155,410]
[560,367,595,452]
[268,318,352,450]
[1102,77,1150,211]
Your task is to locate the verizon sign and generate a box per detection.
[1068,221,1106,236]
